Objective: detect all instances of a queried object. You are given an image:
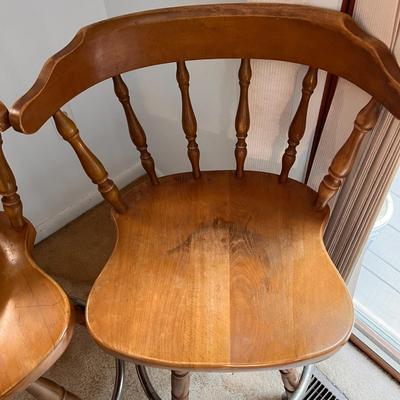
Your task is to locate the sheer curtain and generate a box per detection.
[308,0,400,283]
[245,0,341,181]
[247,0,400,284]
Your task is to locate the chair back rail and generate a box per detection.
[53,110,127,213]
[9,4,400,134]
[0,101,25,229]
[7,4,400,209]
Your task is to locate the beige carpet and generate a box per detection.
[14,182,400,399]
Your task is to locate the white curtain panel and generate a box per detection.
[247,0,400,282]
[308,0,400,193]
[322,0,400,281]
[245,0,341,180]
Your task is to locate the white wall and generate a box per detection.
[308,0,400,192]
[103,0,341,181]
[103,0,245,176]
[1,0,340,241]
[0,1,145,241]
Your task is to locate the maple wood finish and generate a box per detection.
[0,101,10,132]
[0,103,24,231]
[280,67,318,183]
[10,4,400,134]
[113,74,159,185]
[86,171,352,370]
[176,61,201,179]
[53,110,127,214]
[0,106,77,399]
[315,98,381,209]
[9,3,400,398]
[235,59,251,178]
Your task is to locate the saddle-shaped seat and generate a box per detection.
[86,170,353,370]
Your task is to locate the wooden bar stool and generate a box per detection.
[0,101,80,399]
[9,4,400,399]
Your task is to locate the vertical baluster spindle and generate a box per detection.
[235,59,252,178]
[113,75,159,185]
[0,101,25,230]
[0,135,25,229]
[315,98,380,210]
[176,61,201,178]
[280,67,318,183]
[53,110,127,214]
[171,371,190,400]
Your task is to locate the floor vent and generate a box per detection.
[303,368,348,399]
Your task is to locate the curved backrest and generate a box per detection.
[7,4,400,212]
[9,3,400,132]
[0,101,75,399]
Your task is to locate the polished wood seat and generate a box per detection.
[0,215,74,397]
[9,3,400,398]
[0,101,77,400]
[87,170,353,370]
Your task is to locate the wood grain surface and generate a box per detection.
[234,59,251,178]
[176,61,201,179]
[280,67,318,183]
[113,75,159,185]
[9,3,400,133]
[0,104,75,399]
[86,171,354,371]
[0,215,74,398]
[0,101,10,132]
[316,98,381,209]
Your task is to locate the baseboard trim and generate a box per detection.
[35,162,144,242]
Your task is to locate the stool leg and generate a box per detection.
[111,359,125,400]
[136,365,162,400]
[26,377,80,400]
[279,369,300,399]
[171,370,190,400]
[280,366,313,400]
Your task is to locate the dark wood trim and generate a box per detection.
[351,319,400,382]
[304,0,356,183]
[354,319,400,362]
[304,74,338,183]
[350,334,400,382]
[340,0,356,15]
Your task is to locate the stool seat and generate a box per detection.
[86,171,353,371]
[0,214,74,397]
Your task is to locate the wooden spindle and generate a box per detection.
[112,75,159,185]
[53,110,127,214]
[171,370,190,400]
[26,377,80,399]
[0,101,25,230]
[279,369,300,395]
[176,61,201,178]
[315,98,380,210]
[280,67,318,183]
[0,100,10,132]
[235,59,252,178]
[0,134,25,230]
